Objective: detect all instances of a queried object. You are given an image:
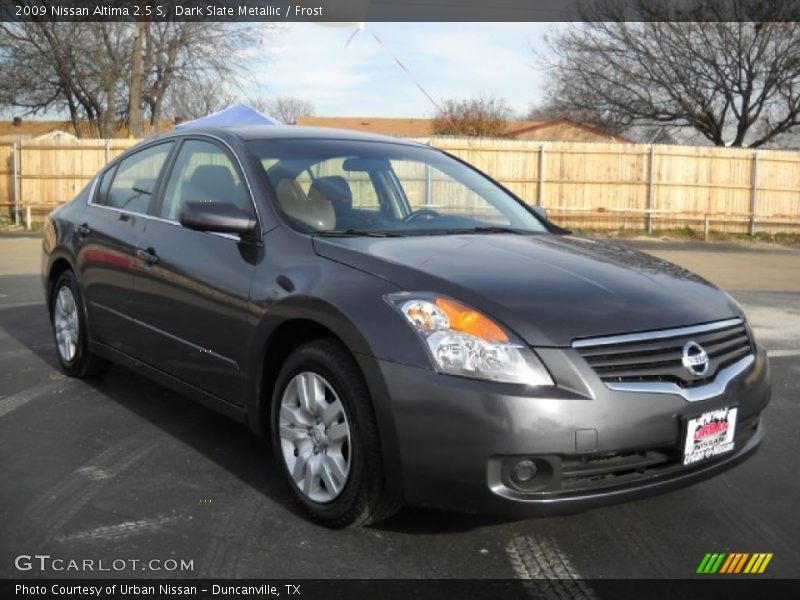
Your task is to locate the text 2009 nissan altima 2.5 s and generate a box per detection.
[42,126,770,527]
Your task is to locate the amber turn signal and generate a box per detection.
[435,297,509,343]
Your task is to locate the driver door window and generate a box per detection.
[159,140,251,221]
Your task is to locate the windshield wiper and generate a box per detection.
[315,229,405,238]
[443,226,531,235]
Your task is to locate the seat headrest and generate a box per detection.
[276,179,335,231]
[188,165,236,203]
[309,176,353,208]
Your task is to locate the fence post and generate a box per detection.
[537,143,546,206]
[12,140,19,226]
[647,145,655,234]
[104,140,111,163]
[26,205,31,231]
[749,150,759,236]
[704,215,709,242]
[424,164,431,207]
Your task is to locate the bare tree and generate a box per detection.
[138,22,261,132]
[0,5,268,137]
[165,79,238,121]
[542,0,800,147]
[264,96,316,125]
[0,22,130,138]
[432,96,511,137]
[128,21,146,137]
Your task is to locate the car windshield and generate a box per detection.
[246,139,548,236]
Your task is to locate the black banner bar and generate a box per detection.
[1,0,799,23]
[4,579,800,600]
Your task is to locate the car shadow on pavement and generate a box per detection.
[2,302,514,534]
[0,301,61,369]
[374,508,512,534]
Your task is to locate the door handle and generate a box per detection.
[76,223,91,238]
[136,248,159,266]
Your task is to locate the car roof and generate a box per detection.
[170,125,429,147]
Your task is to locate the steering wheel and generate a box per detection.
[403,208,441,223]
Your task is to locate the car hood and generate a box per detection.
[312,233,741,347]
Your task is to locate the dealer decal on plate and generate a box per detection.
[683,407,737,466]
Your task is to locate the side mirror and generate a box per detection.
[179,201,258,236]
[531,205,548,221]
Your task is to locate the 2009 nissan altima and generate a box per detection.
[42,126,770,527]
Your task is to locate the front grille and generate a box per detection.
[574,319,753,388]
[558,416,759,493]
[560,449,677,492]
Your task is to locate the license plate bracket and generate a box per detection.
[682,407,738,466]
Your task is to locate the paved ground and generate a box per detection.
[0,235,798,581]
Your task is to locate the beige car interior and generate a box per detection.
[275,178,337,231]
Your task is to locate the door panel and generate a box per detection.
[77,207,147,355]
[129,139,259,404]
[77,142,174,353]
[132,225,258,403]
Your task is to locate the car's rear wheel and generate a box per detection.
[271,339,398,527]
[51,270,109,378]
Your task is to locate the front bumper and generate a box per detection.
[376,345,770,517]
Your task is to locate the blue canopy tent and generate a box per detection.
[174,103,281,130]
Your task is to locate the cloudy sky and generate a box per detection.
[247,22,557,118]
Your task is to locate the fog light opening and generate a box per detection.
[500,456,555,493]
[511,459,538,484]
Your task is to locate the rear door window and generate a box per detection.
[95,164,117,206]
[95,142,174,215]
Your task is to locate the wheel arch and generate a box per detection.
[246,296,376,435]
[244,297,405,503]
[46,254,77,315]
[45,252,101,353]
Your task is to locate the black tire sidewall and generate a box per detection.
[270,340,381,527]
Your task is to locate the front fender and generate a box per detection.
[242,235,434,504]
[243,293,410,504]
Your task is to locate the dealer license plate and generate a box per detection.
[682,407,737,466]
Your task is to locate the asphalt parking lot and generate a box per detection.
[1,234,798,581]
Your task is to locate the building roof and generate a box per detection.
[296,117,440,137]
[296,116,630,143]
[0,120,73,138]
[219,125,426,146]
[0,119,175,139]
[0,116,631,143]
[505,119,631,143]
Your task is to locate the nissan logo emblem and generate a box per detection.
[682,341,710,376]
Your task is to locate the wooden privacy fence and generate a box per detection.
[0,138,141,226]
[411,137,800,234]
[1,136,799,234]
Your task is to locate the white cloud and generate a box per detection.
[245,22,557,118]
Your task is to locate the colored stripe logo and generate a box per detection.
[696,552,773,574]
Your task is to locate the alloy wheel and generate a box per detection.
[54,286,79,362]
[279,372,351,503]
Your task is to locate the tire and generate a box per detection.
[50,270,110,379]
[270,339,399,528]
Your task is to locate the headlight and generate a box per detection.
[385,293,553,386]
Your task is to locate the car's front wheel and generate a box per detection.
[271,339,398,527]
[50,270,109,378]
